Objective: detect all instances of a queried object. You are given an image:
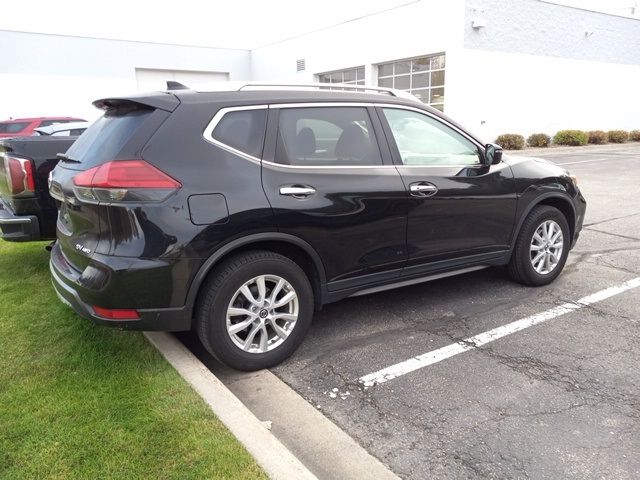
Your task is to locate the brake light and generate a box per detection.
[73,160,181,203]
[3,155,35,197]
[93,305,140,320]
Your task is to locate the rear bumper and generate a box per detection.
[49,242,192,331]
[0,199,40,242]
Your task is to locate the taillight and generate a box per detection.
[3,155,36,197]
[72,160,181,203]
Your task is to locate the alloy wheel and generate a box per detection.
[530,220,564,275]
[226,274,299,353]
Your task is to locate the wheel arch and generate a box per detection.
[186,233,327,315]
[511,192,577,253]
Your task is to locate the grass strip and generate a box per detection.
[0,241,266,479]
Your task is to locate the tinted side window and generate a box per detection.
[275,107,382,166]
[0,122,30,133]
[211,109,267,158]
[39,120,61,127]
[382,108,480,166]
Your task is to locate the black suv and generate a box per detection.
[49,84,586,370]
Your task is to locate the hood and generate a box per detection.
[502,154,570,175]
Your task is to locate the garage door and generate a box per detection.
[135,68,229,91]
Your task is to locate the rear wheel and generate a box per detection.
[196,250,313,371]
[508,205,570,286]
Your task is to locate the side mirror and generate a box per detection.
[484,143,503,165]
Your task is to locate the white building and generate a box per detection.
[0,29,250,122]
[1,0,639,142]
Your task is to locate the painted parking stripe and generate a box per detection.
[555,158,616,166]
[360,277,640,387]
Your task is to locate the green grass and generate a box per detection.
[0,241,266,479]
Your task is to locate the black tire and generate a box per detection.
[508,205,570,286]
[195,250,314,371]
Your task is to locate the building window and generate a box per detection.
[377,54,445,111]
[317,66,366,86]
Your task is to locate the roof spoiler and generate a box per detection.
[93,92,180,112]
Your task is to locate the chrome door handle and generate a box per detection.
[409,183,438,196]
[279,186,316,197]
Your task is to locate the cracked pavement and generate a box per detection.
[184,144,640,479]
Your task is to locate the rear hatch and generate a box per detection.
[49,94,179,271]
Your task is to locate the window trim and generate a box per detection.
[202,105,269,165]
[202,102,486,169]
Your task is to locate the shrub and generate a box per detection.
[630,130,640,141]
[553,130,588,146]
[607,130,629,143]
[587,130,608,144]
[495,133,525,150]
[526,133,551,148]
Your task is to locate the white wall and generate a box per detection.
[451,49,640,142]
[249,0,640,143]
[0,30,250,121]
[250,0,466,84]
[3,1,639,142]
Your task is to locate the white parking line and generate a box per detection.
[556,158,607,166]
[555,155,640,166]
[360,277,640,387]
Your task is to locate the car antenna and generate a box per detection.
[166,81,189,90]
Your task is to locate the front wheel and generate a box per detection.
[196,250,314,371]
[508,205,570,286]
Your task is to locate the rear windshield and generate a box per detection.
[0,122,30,134]
[65,109,153,167]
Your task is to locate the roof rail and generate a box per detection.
[238,82,417,99]
[192,81,419,101]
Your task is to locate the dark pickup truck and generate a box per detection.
[0,136,77,241]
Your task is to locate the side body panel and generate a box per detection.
[260,105,408,289]
[396,163,517,267]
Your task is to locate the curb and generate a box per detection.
[144,332,317,480]
[216,367,402,480]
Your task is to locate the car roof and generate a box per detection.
[34,121,91,135]
[170,88,427,110]
[94,83,482,145]
[93,83,427,113]
[0,116,84,123]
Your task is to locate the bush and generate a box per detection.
[587,130,608,144]
[630,130,640,141]
[607,130,629,143]
[553,130,588,146]
[495,133,525,150]
[526,133,551,148]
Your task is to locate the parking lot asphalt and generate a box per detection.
[184,143,640,479]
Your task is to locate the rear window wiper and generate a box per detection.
[57,153,81,163]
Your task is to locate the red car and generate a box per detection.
[0,117,86,138]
